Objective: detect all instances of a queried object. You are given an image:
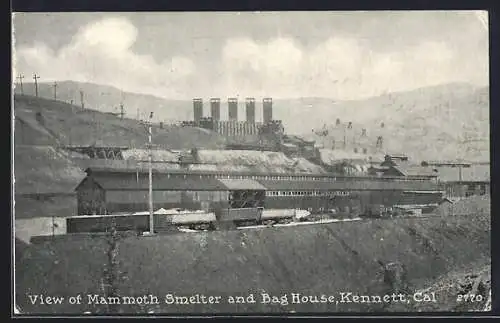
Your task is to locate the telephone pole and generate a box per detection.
[16,74,24,95]
[80,90,85,109]
[33,73,40,97]
[343,124,347,149]
[148,112,154,235]
[120,103,124,119]
[53,81,57,100]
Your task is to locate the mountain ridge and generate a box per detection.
[13,80,489,162]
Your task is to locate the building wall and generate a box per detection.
[442,182,489,198]
[397,192,443,205]
[264,190,405,214]
[435,201,453,216]
[102,189,229,214]
[214,121,260,136]
[77,179,106,215]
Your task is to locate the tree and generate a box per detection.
[100,217,127,314]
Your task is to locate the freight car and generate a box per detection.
[171,211,217,230]
[66,207,302,233]
[216,207,296,227]
[66,213,149,234]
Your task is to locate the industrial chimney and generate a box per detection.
[193,98,203,123]
[228,97,238,121]
[246,98,255,123]
[210,98,220,121]
[263,97,273,123]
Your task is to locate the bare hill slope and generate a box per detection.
[15,81,489,162]
[16,213,490,314]
[14,94,227,149]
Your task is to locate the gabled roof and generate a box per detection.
[218,179,267,190]
[78,173,266,191]
[390,165,438,178]
[256,179,439,191]
[85,173,228,191]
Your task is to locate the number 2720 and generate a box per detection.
[457,294,484,302]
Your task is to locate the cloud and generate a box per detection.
[14,14,488,100]
[219,36,487,99]
[14,17,195,97]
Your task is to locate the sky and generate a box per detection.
[12,11,489,100]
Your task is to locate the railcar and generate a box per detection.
[171,211,217,230]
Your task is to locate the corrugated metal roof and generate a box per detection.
[83,167,439,182]
[391,165,438,177]
[89,173,228,191]
[218,179,267,190]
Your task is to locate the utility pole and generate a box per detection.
[80,90,85,109]
[53,81,57,100]
[33,73,40,97]
[120,103,124,119]
[16,74,24,95]
[343,124,347,150]
[148,112,154,235]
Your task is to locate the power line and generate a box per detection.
[33,73,40,97]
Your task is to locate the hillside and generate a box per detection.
[15,213,490,314]
[13,94,229,217]
[14,145,86,195]
[14,81,489,162]
[14,94,228,149]
[301,83,489,162]
[14,81,192,123]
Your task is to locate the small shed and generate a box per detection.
[434,197,456,216]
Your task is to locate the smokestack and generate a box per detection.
[210,98,220,120]
[246,98,255,123]
[263,97,273,123]
[228,97,238,121]
[193,98,203,123]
